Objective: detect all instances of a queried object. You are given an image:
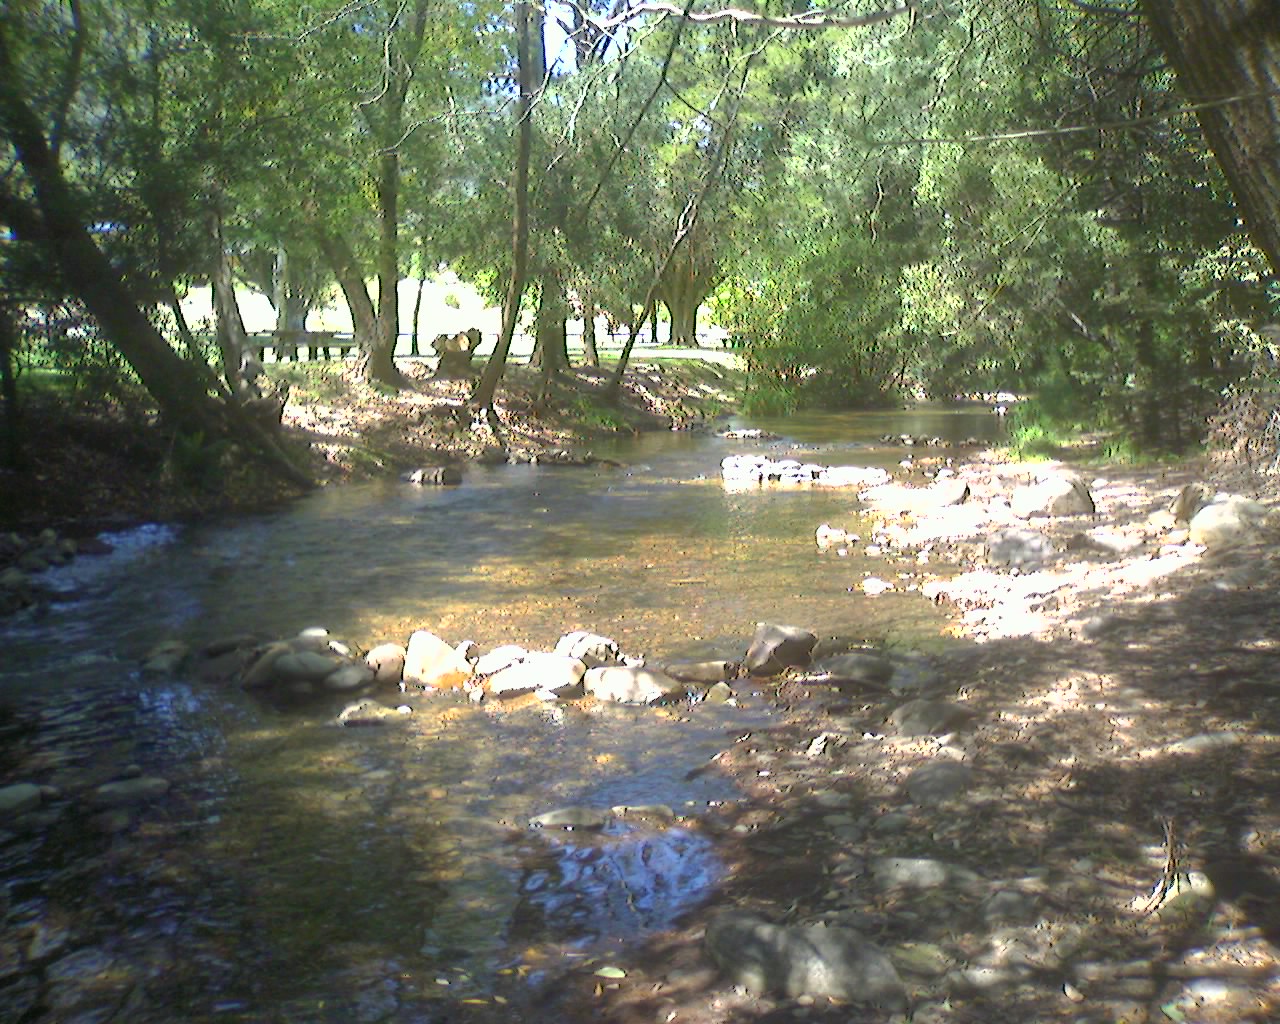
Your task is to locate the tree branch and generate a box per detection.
[593,0,931,32]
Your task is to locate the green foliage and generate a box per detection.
[568,393,628,432]
[1002,399,1073,461]
[166,430,231,491]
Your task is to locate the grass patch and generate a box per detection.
[568,393,629,432]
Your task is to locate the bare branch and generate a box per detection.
[593,0,931,32]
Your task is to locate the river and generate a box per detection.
[0,404,1003,1022]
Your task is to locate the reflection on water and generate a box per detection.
[0,404,1002,1016]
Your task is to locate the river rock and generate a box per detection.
[275,650,345,681]
[810,650,895,686]
[986,527,1055,569]
[323,662,376,692]
[889,699,976,736]
[364,643,406,686]
[530,806,610,829]
[703,681,734,704]
[92,777,170,807]
[487,654,587,698]
[239,642,292,689]
[140,640,189,677]
[584,665,685,704]
[554,631,622,667]
[871,856,982,891]
[1010,473,1095,518]
[337,700,404,726]
[744,622,818,676]
[904,761,974,804]
[474,644,528,676]
[704,911,906,1008]
[815,523,850,550]
[663,660,736,683]
[403,465,462,486]
[403,630,472,688]
[0,783,42,818]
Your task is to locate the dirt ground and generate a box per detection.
[5,365,1280,1023]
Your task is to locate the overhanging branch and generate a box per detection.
[592,0,931,31]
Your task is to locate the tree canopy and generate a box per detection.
[2,0,1277,464]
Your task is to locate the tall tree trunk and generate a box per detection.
[314,229,380,355]
[581,292,600,368]
[410,266,426,357]
[0,305,22,469]
[1140,0,1280,273]
[662,294,700,348]
[536,271,568,404]
[364,145,405,387]
[211,208,254,390]
[471,0,535,417]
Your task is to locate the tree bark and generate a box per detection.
[410,268,426,356]
[210,207,254,389]
[365,143,405,386]
[0,305,22,469]
[314,229,380,355]
[471,0,535,417]
[1140,0,1280,273]
[536,271,568,402]
[0,38,226,434]
[581,292,600,367]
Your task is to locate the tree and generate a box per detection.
[1140,0,1280,275]
[0,4,311,484]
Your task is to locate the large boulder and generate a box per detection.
[1189,495,1268,550]
[487,654,587,699]
[704,912,906,1008]
[1010,473,1095,518]
[364,643,406,686]
[403,630,473,689]
[744,622,818,677]
[986,527,1055,570]
[584,665,685,704]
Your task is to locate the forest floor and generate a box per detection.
[4,359,1280,1023]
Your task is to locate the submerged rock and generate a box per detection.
[584,665,685,704]
[744,622,818,677]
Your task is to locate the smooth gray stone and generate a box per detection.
[704,911,906,1008]
[0,783,42,818]
[91,777,170,807]
[904,761,973,804]
[529,806,610,830]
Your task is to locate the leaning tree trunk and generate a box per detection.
[1140,0,1280,273]
[210,208,254,392]
[314,229,380,356]
[0,28,311,487]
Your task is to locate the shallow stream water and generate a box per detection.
[0,405,1003,1021]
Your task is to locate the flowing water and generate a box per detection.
[0,405,1003,1021]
